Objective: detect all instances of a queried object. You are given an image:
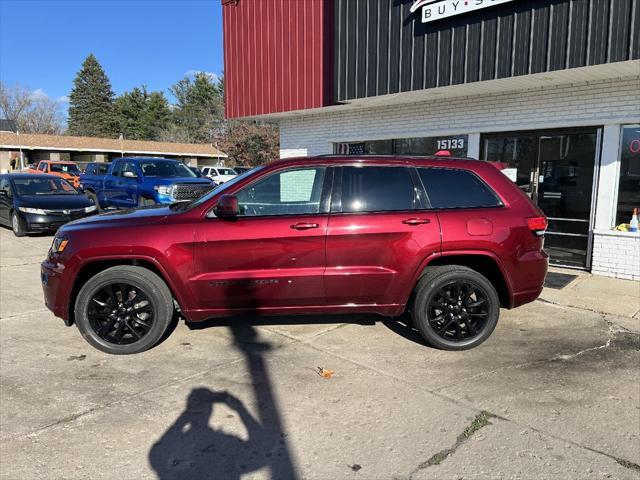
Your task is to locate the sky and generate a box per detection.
[0,0,224,107]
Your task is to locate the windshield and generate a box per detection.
[179,165,266,210]
[139,160,196,178]
[12,177,78,195]
[50,163,80,174]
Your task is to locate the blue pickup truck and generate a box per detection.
[80,157,215,209]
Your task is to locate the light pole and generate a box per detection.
[17,130,24,170]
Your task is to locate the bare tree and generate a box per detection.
[0,82,65,134]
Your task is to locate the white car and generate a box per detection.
[201,167,237,184]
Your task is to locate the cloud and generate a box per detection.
[30,88,48,100]
[185,70,219,81]
[28,89,69,104]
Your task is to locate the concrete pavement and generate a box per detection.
[0,228,638,479]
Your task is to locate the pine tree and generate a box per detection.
[114,87,147,140]
[143,91,171,140]
[67,54,116,137]
[115,87,171,141]
[169,73,224,143]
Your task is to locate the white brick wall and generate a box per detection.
[591,231,640,281]
[278,75,640,280]
[279,76,640,157]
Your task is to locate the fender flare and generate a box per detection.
[71,254,194,321]
[403,249,514,307]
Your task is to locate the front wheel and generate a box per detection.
[74,266,174,354]
[11,212,26,237]
[85,191,101,211]
[138,196,156,208]
[411,265,500,350]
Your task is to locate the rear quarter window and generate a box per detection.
[418,167,501,209]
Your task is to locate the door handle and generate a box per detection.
[290,222,319,230]
[402,218,431,225]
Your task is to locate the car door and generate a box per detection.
[119,161,141,208]
[103,160,123,206]
[324,165,441,307]
[0,176,11,225]
[193,166,331,312]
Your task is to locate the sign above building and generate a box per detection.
[410,0,516,23]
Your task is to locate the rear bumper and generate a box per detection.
[510,250,549,308]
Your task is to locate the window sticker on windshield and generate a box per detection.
[280,170,316,202]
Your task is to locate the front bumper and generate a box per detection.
[41,260,71,324]
[22,211,97,233]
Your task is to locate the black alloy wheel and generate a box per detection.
[426,280,490,342]
[74,266,174,354]
[411,265,500,350]
[87,283,154,345]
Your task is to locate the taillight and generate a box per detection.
[527,216,548,236]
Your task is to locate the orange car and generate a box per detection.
[35,160,81,188]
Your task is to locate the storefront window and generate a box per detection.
[616,125,640,225]
[483,135,536,192]
[334,135,468,157]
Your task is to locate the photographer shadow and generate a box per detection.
[149,323,297,480]
[150,387,271,480]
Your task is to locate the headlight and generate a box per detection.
[84,205,98,213]
[154,185,173,195]
[18,207,46,215]
[51,237,69,254]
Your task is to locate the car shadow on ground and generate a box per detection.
[186,313,430,347]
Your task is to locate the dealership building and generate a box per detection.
[222,0,640,280]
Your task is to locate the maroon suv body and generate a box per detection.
[42,156,548,354]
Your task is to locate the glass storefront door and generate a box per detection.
[483,128,600,269]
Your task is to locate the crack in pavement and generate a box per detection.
[407,411,494,478]
[551,314,618,362]
[1,323,307,442]
[0,308,49,321]
[299,317,640,472]
[0,357,245,442]
[0,261,45,268]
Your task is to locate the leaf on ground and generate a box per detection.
[317,367,335,379]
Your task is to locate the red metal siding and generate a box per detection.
[222,0,331,119]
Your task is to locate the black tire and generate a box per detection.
[411,265,500,351]
[74,266,174,354]
[11,212,26,237]
[85,191,101,211]
[138,196,156,208]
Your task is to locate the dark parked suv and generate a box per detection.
[42,156,548,354]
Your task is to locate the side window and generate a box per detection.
[111,161,124,177]
[338,166,416,213]
[418,168,502,209]
[0,178,10,197]
[85,164,95,175]
[236,167,326,217]
[122,162,138,177]
[38,163,47,172]
[99,164,109,174]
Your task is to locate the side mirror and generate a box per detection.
[123,171,137,179]
[213,194,239,218]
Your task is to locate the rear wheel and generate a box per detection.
[411,265,500,350]
[74,266,174,354]
[11,212,26,237]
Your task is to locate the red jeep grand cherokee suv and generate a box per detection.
[41,156,548,354]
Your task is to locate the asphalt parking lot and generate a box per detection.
[0,227,639,480]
